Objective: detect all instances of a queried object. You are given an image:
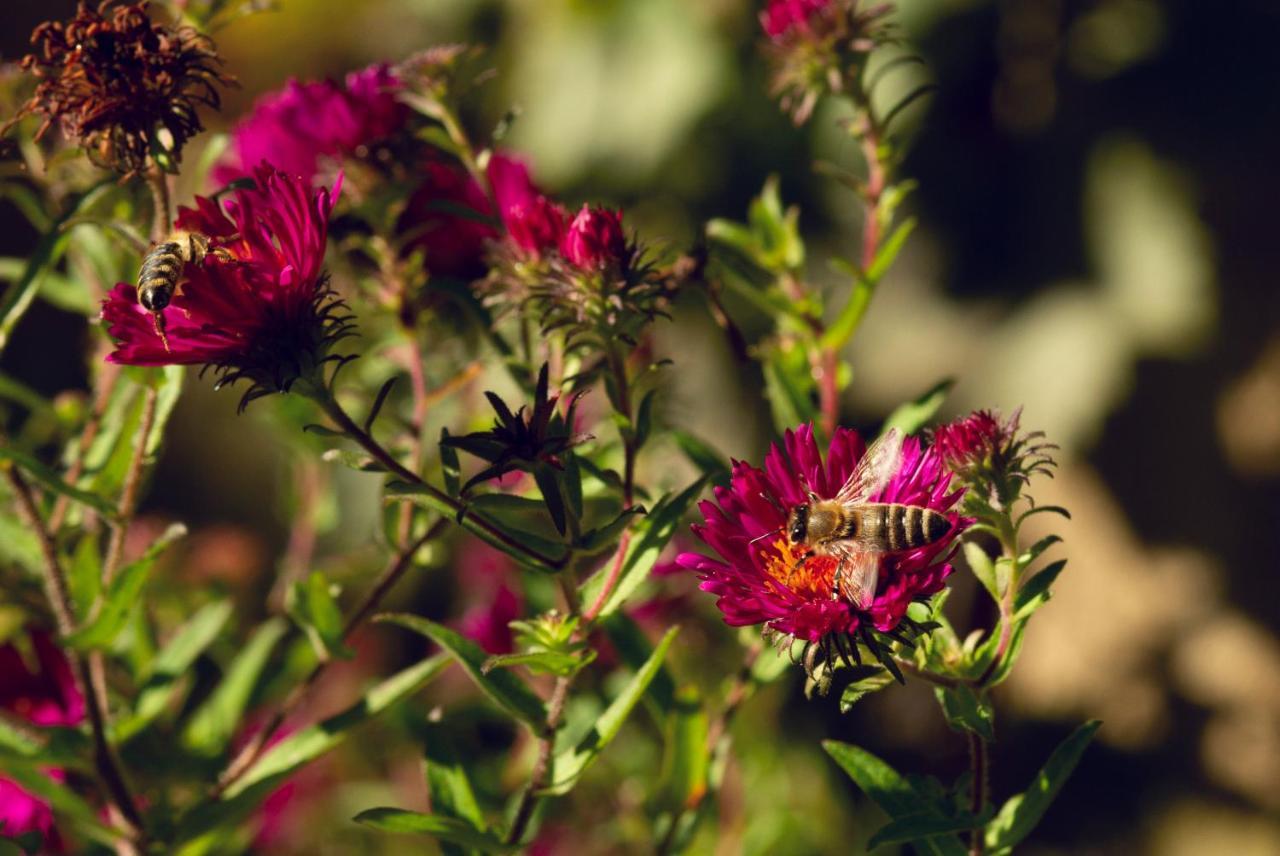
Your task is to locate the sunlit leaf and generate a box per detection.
[882,378,955,437]
[353,809,513,852]
[984,720,1101,853]
[934,684,995,741]
[378,615,546,728]
[542,627,678,796]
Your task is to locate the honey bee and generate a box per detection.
[136,231,233,350]
[785,428,953,608]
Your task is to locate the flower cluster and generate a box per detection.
[216,63,404,183]
[760,0,894,123]
[932,408,1057,511]
[101,163,348,409]
[679,424,965,655]
[9,0,231,174]
[483,152,673,349]
[0,631,84,848]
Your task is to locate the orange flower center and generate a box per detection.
[761,536,837,601]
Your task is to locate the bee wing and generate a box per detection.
[834,428,904,506]
[831,542,881,609]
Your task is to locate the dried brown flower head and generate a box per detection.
[8,1,232,175]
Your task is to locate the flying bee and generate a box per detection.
[136,231,234,351]
[784,428,953,609]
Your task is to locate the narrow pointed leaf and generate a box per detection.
[579,478,705,619]
[984,720,1101,851]
[650,686,709,813]
[868,813,978,849]
[600,613,677,717]
[822,741,967,856]
[934,685,995,740]
[378,615,546,728]
[286,572,352,660]
[0,446,117,520]
[1013,559,1067,621]
[353,809,514,852]
[114,600,233,742]
[423,735,486,833]
[882,378,955,437]
[64,523,187,650]
[543,627,678,796]
[182,618,288,754]
[222,654,449,799]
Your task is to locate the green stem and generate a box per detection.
[305,383,564,570]
[968,730,988,856]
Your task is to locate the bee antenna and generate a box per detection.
[749,527,782,546]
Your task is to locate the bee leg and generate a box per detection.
[152,312,171,353]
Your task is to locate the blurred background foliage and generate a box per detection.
[2,0,1279,853]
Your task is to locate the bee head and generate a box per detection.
[786,504,810,545]
[139,285,170,312]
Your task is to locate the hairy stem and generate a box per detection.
[968,731,989,855]
[146,168,170,244]
[215,519,446,795]
[4,466,144,840]
[49,362,122,532]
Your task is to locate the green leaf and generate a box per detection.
[439,429,461,496]
[0,180,111,356]
[838,666,895,713]
[1016,505,1071,527]
[1013,559,1067,621]
[578,478,705,619]
[386,482,563,572]
[182,618,288,755]
[423,736,486,834]
[822,741,967,856]
[0,446,117,520]
[483,650,593,678]
[670,430,730,484]
[934,685,995,741]
[600,614,677,717]
[762,345,818,436]
[881,378,955,437]
[114,599,233,742]
[286,572,352,661]
[145,365,184,461]
[650,686,709,814]
[532,463,567,536]
[64,523,187,651]
[378,615,546,729]
[633,389,657,450]
[543,627,678,796]
[353,809,513,852]
[868,813,978,849]
[221,654,449,799]
[963,541,999,601]
[1018,535,1062,569]
[820,218,917,351]
[985,721,1101,852]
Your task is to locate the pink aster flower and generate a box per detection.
[216,63,404,183]
[101,163,347,409]
[560,205,628,271]
[678,424,966,650]
[931,409,1056,508]
[0,631,85,849]
[452,539,524,655]
[760,0,833,41]
[399,160,497,280]
[487,152,565,259]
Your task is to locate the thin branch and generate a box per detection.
[4,465,144,839]
[968,730,988,856]
[214,518,447,796]
[49,361,122,532]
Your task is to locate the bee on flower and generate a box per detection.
[679,423,967,670]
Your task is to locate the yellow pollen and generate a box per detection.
[760,537,836,600]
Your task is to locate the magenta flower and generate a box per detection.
[760,0,833,41]
[678,424,966,645]
[931,408,1056,507]
[101,163,346,409]
[0,631,84,849]
[487,152,565,258]
[216,63,404,183]
[561,205,628,270]
[452,538,524,655]
[399,160,497,279]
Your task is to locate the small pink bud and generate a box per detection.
[560,205,628,270]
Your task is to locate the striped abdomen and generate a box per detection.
[842,503,951,552]
[137,242,184,311]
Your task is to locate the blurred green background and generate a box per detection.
[4,0,1280,853]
